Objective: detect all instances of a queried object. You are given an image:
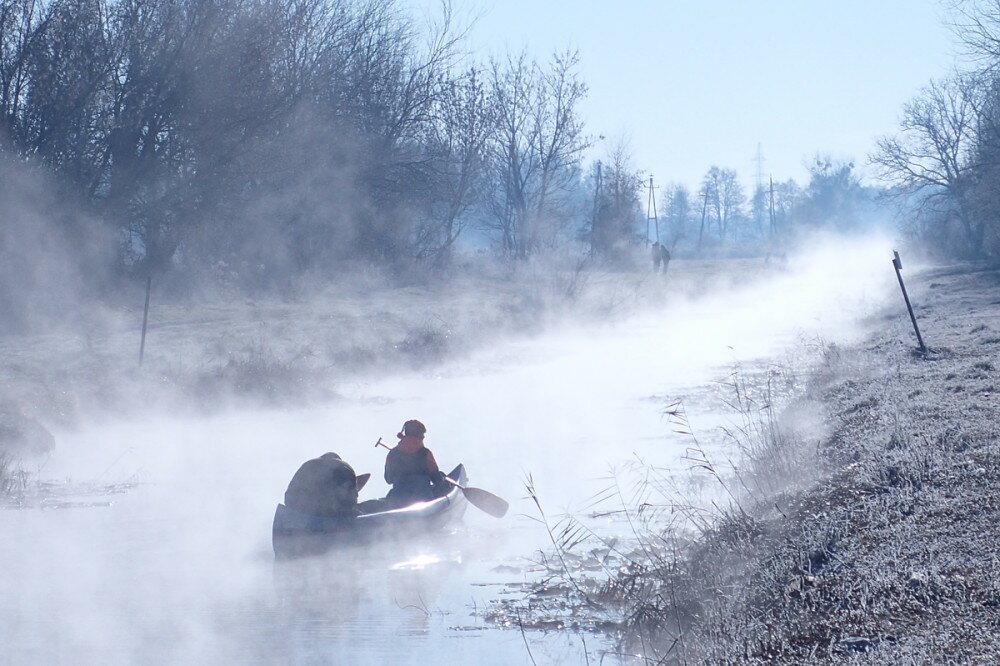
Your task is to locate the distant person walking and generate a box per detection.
[659,244,671,274]
[651,242,662,272]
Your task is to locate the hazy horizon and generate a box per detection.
[410,0,960,192]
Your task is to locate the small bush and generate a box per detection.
[195,339,320,405]
[0,454,32,505]
[393,322,452,365]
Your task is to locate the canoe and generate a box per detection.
[272,463,468,559]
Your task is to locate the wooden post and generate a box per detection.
[139,276,151,366]
[892,251,926,353]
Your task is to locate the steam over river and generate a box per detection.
[3,238,897,664]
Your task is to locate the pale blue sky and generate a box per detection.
[413,0,961,193]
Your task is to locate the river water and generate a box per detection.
[3,237,899,664]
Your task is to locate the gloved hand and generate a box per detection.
[430,471,449,497]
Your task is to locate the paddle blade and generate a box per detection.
[461,486,509,518]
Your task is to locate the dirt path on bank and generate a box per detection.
[661,264,1000,663]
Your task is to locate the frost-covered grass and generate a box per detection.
[489,362,820,660]
[0,254,768,423]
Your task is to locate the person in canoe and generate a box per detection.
[384,419,448,507]
[283,452,371,517]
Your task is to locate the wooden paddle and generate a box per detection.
[374,437,508,518]
[440,475,509,518]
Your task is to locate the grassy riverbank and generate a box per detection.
[482,261,1000,663]
[0,256,766,457]
[609,263,1000,662]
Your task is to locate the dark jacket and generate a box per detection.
[385,435,443,504]
[284,452,360,517]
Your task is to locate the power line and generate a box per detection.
[754,143,766,191]
[645,175,659,243]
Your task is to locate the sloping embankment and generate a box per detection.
[648,264,1000,662]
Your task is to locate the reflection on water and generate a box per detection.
[1,241,896,663]
[388,553,457,571]
[272,538,470,661]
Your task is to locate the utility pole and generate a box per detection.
[646,175,659,243]
[768,175,776,237]
[697,190,709,252]
[590,161,602,258]
[754,143,766,191]
[751,144,768,234]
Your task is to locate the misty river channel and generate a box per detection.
[3,238,898,664]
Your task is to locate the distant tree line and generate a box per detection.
[637,157,880,259]
[5,0,958,298]
[0,0,596,287]
[872,0,1000,260]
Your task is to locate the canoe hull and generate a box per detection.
[272,464,468,559]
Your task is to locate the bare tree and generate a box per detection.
[14,0,114,187]
[0,0,604,286]
[717,168,745,240]
[325,0,466,264]
[0,0,48,148]
[482,50,530,256]
[662,183,691,248]
[588,136,641,261]
[699,167,722,241]
[950,0,1000,67]
[699,166,743,242]
[528,49,588,251]
[872,76,986,255]
[483,49,588,259]
[414,65,491,265]
[771,178,801,234]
